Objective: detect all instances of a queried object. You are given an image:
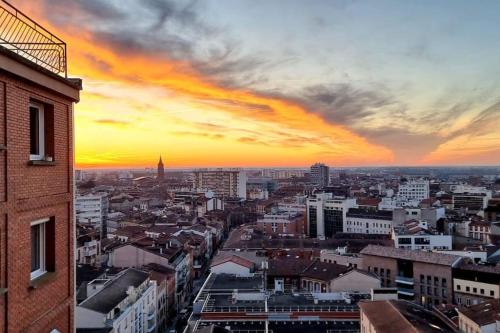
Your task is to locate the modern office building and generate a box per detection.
[193,168,247,199]
[0,2,81,331]
[397,179,430,201]
[452,188,492,212]
[306,192,357,239]
[310,162,330,187]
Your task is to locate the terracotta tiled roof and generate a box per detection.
[211,254,254,269]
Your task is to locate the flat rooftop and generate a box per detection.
[79,268,149,314]
[202,292,365,313]
[360,245,462,266]
[204,273,263,291]
[195,321,360,333]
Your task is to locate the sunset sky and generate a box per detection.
[17,0,500,168]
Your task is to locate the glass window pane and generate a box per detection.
[31,224,40,272]
[30,107,39,155]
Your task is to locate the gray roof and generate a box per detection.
[204,273,263,291]
[79,268,149,314]
[360,245,462,266]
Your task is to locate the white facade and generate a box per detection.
[306,193,357,239]
[76,192,109,227]
[193,168,247,199]
[344,209,393,235]
[393,225,452,251]
[397,180,430,201]
[76,239,100,266]
[454,278,500,306]
[210,261,253,277]
[76,270,157,333]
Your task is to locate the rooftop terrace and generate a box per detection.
[0,1,66,76]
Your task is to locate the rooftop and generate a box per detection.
[203,273,263,292]
[360,245,462,266]
[79,268,149,314]
[268,257,350,281]
[458,299,500,326]
[211,254,254,269]
[359,300,455,333]
[346,207,393,220]
[0,1,67,76]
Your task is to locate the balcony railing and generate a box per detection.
[395,275,414,285]
[0,1,67,76]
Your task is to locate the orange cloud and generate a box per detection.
[18,1,395,168]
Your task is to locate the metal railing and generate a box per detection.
[202,305,358,313]
[0,0,67,76]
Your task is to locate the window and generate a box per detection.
[30,218,55,281]
[457,284,461,291]
[29,102,45,160]
[29,101,54,162]
[490,290,494,297]
[31,219,47,280]
[473,288,477,293]
[480,289,484,295]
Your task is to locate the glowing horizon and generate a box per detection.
[17,1,500,169]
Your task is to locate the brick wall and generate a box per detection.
[0,70,77,333]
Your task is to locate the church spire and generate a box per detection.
[157,155,165,180]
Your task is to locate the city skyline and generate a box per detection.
[17,0,500,168]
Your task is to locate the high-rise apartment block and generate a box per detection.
[310,163,330,187]
[193,168,247,199]
[0,2,81,331]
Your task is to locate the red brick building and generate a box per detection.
[0,3,81,332]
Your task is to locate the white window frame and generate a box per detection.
[29,102,45,161]
[31,218,49,280]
